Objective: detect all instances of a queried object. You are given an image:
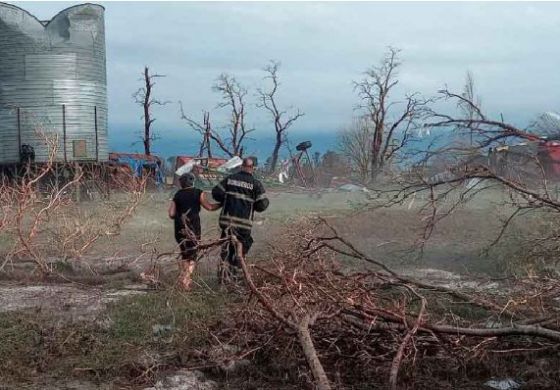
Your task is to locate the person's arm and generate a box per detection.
[211,177,227,204]
[200,191,221,211]
[253,181,269,212]
[168,200,176,219]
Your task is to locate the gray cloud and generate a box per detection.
[9,1,560,136]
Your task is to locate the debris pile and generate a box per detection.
[206,218,560,389]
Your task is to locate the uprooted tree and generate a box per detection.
[258,60,304,174]
[181,217,560,390]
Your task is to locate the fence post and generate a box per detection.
[62,104,67,162]
[17,107,21,160]
[94,106,99,162]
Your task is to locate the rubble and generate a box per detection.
[152,323,174,336]
[484,378,522,390]
[143,370,217,390]
[337,183,369,193]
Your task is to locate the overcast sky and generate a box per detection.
[8,1,560,146]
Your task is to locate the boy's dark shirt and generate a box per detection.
[173,187,202,239]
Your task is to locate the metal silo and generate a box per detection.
[0,2,108,164]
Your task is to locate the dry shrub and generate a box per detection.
[0,133,147,275]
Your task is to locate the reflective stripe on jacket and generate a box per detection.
[212,171,269,231]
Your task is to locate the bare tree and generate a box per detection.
[132,66,168,155]
[355,48,429,181]
[338,117,374,184]
[373,84,560,255]
[179,105,213,158]
[458,71,483,147]
[258,60,304,173]
[180,74,252,158]
[212,73,253,157]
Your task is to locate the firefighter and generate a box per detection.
[212,157,269,282]
[168,172,220,291]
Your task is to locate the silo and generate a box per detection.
[0,2,108,164]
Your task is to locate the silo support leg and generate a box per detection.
[74,163,82,202]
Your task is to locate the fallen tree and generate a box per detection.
[192,219,560,389]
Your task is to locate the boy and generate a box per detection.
[168,173,219,290]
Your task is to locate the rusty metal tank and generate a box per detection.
[0,2,108,163]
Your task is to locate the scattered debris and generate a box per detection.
[175,160,196,176]
[484,378,522,390]
[143,370,217,390]
[217,156,243,173]
[485,319,504,329]
[207,343,251,372]
[152,323,174,336]
[338,183,369,193]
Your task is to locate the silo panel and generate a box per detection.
[64,105,97,160]
[24,54,77,81]
[95,106,109,160]
[1,81,54,107]
[52,80,101,106]
[20,106,64,162]
[0,108,19,163]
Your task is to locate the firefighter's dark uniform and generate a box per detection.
[212,170,269,267]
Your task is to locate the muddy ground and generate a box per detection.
[0,186,556,389]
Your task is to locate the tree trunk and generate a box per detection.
[370,128,384,181]
[143,66,151,156]
[296,317,332,390]
[269,131,283,173]
[143,137,150,156]
[207,136,213,158]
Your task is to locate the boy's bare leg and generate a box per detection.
[179,260,196,291]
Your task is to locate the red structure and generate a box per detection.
[490,137,560,181]
[173,156,228,185]
[538,140,560,178]
[174,156,228,172]
[107,152,164,186]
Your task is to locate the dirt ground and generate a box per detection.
[0,186,555,389]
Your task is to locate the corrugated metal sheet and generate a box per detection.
[0,3,108,163]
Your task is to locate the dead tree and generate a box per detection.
[180,74,252,158]
[458,71,483,147]
[179,104,213,158]
[338,117,374,183]
[201,111,212,158]
[371,83,560,256]
[211,74,252,157]
[133,66,168,156]
[258,60,304,173]
[354,47,429,181]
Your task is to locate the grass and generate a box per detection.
[0,289,232,386]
